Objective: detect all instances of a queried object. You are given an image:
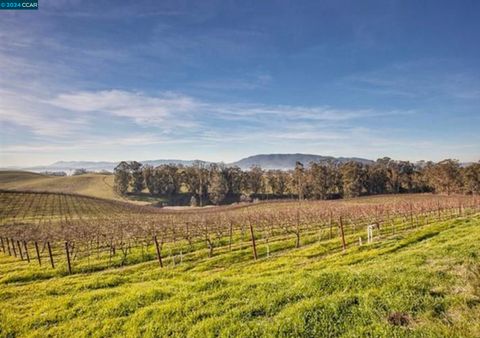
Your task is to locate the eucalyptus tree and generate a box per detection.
[114,161,131,195]
[247,165,264,196]
[462,162,480,195]
[208,165,228,204]
[294,161,305,200]
[340,161,365,198]
[129,161,145,193]
[143,165,156,194]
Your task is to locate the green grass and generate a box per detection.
[0,171,122,202]
[0,171,157,205]
[0,171,191,206]
[1,216,479,337]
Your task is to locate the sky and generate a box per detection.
[0,0,479,167]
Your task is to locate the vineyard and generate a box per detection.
[1,190,479,275]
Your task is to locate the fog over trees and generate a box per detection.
[114,158,480,205]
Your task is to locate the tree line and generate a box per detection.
[114,158,480,205]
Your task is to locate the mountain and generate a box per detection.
[2,154,374,173]
[8,159,208,173]
[230,153,373,170]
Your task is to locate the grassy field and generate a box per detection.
[0,171,122,201]
[0,171,174,206]
[0,215,479,337]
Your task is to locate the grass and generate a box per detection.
[0,216,479,337]
[0,171,186,206]
[0,191,155,226]
[0,171,132,203]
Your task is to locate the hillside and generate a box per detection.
[0,171,123,202]
[18,159,207,172]
[0,190,156,226]
[0,215,479,337]
[231,153,373,169]
[3,154,375,172]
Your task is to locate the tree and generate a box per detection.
[264,170,290,197]
[223,166,243,196]
[153,166,170,194]
[208,166,228,205]
[325,161,343,198]
[294,161,305,200]
[247,165,264,196]
[164,164,182,196]
[152,164,182,197]
[340,161,365,198]
[365,162,388,195]
[129,161,145,193]
[143,165,156,194]
[183,161,209,206]
[462,162,480,195]
[426,159,461,195]
[398,161,415,192]
[276,170,290,196]
[114,161,130,195]
[376,157,401,193]
[307,163,329,199]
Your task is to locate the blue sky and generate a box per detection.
[1,0,479,166]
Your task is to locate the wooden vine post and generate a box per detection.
[34,241,41,266]
[229,221,233,251]
[23,241,30,263]
[11,238,17,257]
[329,211,333,239]
[153,235,163,268]
[17,240,24,261]
[6,238,12,256]
[65,242,72,274]
[339,216,347,252]
[409,203,414,228]
[295,210,301,248]
[249,218,258,260]
[47,242,55,268]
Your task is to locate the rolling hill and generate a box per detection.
[231,153,373,169]
[0,171,123,202]
[3,153,374,172]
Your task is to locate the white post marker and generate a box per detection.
[367,223,379,243]
[367,224,373,243]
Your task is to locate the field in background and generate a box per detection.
[0,171,177,206]
[0,171,132,203]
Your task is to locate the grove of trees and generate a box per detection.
[114,158,480,205]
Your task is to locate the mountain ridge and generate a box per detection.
[2,153,374,172]
[231,153,373,169]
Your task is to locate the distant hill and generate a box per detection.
[230,153,373,170]
[2,154,374,172]
[0,171,125,202]
[9,159,208,173]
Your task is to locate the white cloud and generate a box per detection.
[47,90,199,126]
[46,89,404,128]
[0,89,88,137]
[5,87,475,166]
